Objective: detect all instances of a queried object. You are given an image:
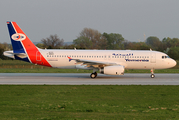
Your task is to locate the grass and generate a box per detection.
[0,85,179,120]
[0,60,179,119]
[0,60,179,73]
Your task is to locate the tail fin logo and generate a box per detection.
[11,33,26,41]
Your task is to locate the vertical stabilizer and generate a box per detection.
[6,21,51,67]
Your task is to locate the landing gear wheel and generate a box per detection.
[150,69,155,78]
[151,74,155,78]
[94,72,97,76]
[90,72,97,79]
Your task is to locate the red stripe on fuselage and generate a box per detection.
[12,22,51,67]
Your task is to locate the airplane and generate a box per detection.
[3,21,177,78]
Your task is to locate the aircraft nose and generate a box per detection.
[171,59,177,67]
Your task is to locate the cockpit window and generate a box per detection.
[162,56,170,59]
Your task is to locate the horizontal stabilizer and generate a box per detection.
[3,51,27,59]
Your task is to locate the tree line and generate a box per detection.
[1,28,179,60]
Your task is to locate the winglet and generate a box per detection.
[67,56,72,62]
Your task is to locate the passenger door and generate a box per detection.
[36,51,41,61]
[150,52,156,63]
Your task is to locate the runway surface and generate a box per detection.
[0,73,179,85]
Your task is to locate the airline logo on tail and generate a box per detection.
[11,33,26,41]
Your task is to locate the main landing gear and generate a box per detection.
[90,72,97,79]
[151,69,155,78]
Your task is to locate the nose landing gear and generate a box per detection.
[151,69,155,78]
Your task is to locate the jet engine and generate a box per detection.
[100,66,124,75]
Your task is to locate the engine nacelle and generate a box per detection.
[100,66,124,75]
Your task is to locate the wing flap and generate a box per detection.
[69,57,119,68]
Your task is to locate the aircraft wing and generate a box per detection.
[68,56,119,68]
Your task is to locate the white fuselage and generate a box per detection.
[39,49,176,70]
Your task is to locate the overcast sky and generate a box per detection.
[0,0,179,43]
